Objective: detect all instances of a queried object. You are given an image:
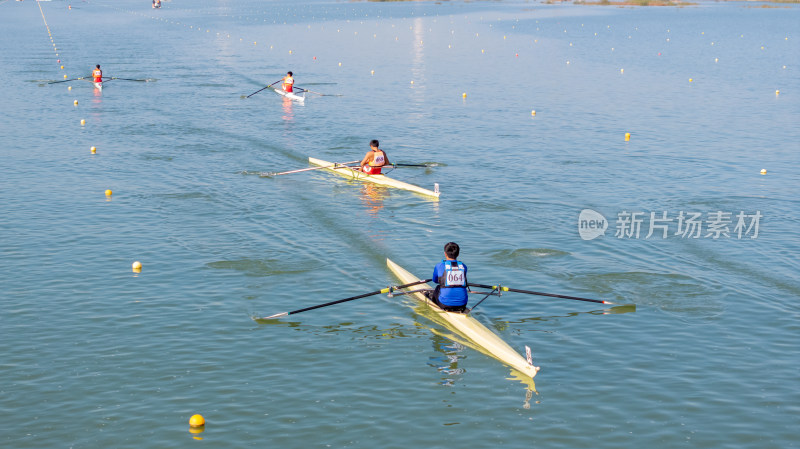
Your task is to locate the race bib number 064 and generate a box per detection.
[446,271,465,286]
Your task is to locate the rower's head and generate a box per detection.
[287,71,293,76]
[370,139,379,150]
[444,242,460,260]
[96,64,100,69]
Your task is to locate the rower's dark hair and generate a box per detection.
[96,64,100,69]
[370,139,379,148]
[444,242,460,259]
[287,71,293,76]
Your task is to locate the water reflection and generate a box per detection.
[92,83,103,99]
[281,96,294,122]
[360,183,386,217]
[252,312,539,402]
[426,333,466,386]
[188,425,204,440]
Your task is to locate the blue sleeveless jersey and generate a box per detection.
[432,260,468,307]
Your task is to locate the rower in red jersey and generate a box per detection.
[359,140,390,175]
[282,71,294,93]
[92,65,102,83]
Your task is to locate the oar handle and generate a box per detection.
[467,283,614,305]
[386,288,433,298]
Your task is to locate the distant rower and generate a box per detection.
[359,139,389,175]
[92,65,102,83]
[425,242,469,313]
[282,71,294,93]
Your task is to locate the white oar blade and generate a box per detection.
[255,312,288,320]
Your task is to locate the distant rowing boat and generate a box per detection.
[309,157,440,199]
[274,88,305,102]
[386,258,539,379]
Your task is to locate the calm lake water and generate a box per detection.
[1,0,798,447]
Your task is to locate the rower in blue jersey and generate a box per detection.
[425,242,469,312]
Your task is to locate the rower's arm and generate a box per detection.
[359,151,371,167]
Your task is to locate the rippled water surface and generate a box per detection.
[1,0,798,447]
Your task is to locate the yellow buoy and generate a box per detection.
[68,86,72,91]
[105,189,112,196]
[64,74,68,79]
[689,78,693,82]
[338,62,342,67]
[81,119,86,126]
[60,65,64,69]
[370,70,374,75]
[531,110,536,116]
[189,414,205,427]
[410,80,414,84]
[625,132,631,141]
[760,169,767,175]
[462,92,467,98]
[74,100,78,105]
[775,90,780,95]
[620,68,624,74]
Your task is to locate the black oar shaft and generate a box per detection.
[48,77,87,84]
[467,283,613,305]
[261,279,432,319]
[246,79,282,98]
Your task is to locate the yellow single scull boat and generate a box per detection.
[309,157,440,199]
[386,258,539,379]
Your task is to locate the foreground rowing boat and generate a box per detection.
[274,88,305,102]
[309,157,440,199]
[386,258,539,378]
